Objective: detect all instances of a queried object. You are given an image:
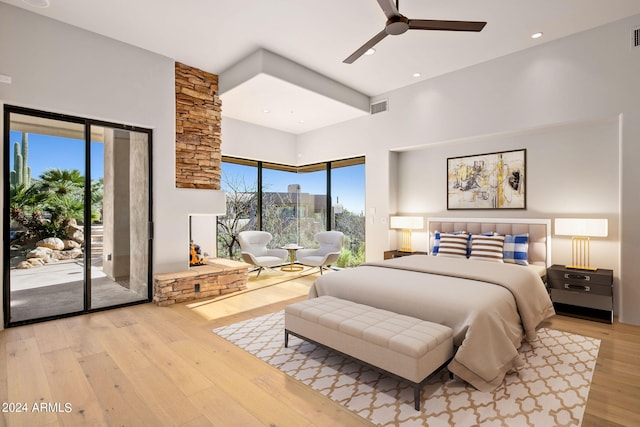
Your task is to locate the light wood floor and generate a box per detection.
[0,271,638,427]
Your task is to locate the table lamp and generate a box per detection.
[554,218,608,271]
[390,216,424,252]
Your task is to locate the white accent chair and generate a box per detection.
[238,231,288,278]
[296,231,344,275]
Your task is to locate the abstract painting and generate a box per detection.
[447,149,526,209]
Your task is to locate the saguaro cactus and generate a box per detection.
[10,133,31,187]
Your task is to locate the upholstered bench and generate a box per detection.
[284,296,454,410]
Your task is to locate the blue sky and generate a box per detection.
[9,131,104,181]
[223,161,365,214]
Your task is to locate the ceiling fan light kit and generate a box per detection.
[344,0,487,64]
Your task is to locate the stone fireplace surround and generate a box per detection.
[153,258,249,306]
[150,61,241,306]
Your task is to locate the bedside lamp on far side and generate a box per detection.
[554,218,608,271]
[390,216,424,253]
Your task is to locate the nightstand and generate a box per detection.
[384,250,429,260]
[546,264,613,324]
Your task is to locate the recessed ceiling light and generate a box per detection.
[263,109,270,113]
[299,120,305,124]
[22,0,50,7]
[364,48,376,56]
[531,32,543,39]
[413,72,422,78]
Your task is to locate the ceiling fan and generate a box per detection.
[344,0,487,64]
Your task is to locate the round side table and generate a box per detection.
[281,245,304,271]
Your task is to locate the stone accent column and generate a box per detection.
[175,62,222,189]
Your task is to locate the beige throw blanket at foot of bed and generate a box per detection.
[310,255,556,391]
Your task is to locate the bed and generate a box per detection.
[308,218,555,391]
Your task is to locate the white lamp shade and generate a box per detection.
[390,216,424,230]
[554,218,608,237]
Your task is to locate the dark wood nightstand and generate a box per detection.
[384,250,429,260]
[546,264,613,324]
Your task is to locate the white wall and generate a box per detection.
[0,4,227,326]
[221,117,297,164]
[395,119,621,310]
[292,15,640,325]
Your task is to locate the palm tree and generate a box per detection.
[9,183,48,241]
[39,168,84,197]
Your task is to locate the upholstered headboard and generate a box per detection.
[427,218,551,267]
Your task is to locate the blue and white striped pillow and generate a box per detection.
[503,234,529,265]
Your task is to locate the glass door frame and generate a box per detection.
[2,105,154,327]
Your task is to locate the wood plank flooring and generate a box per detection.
[0,271,638,426]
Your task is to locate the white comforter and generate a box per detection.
[308,255,555,391]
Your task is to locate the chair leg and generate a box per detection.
[319,266,332,275]
[255,266,264,278]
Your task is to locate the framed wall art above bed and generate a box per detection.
[447,149,526,210]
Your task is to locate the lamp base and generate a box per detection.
[565,265,598,271]
[400,229,413,253]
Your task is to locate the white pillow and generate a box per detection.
[469,234,505,262]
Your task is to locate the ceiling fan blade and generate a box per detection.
[343,29,388,64]
[408,19,487,32]
[376,0,399,19]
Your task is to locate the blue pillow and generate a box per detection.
[432,231,441,255]
[503,234,529,265]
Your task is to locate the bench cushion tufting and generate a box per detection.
[286,296,451,359]
[285,295,453,411]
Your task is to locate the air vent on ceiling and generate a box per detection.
[370,99,388,115]
[632,26,640,49]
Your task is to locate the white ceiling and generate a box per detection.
[5,0,640,134]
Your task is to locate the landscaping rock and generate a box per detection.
[16,261,33,269]
[27,246,53,260]
[63,239,81,249]
[26,258,45,267]
[52,248,83,260]
[64,221,85,244]
[36,237,65,250]
[68,230,84,244]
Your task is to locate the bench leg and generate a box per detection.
[284,330,289,348]
[414,384,421,411]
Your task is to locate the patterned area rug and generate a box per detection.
[213,311,600,426]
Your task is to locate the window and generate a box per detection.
[262,162,327,249]
[331,159,366,267]
[217,156,365,267]
[217,160,258,259]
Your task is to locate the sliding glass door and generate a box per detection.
[3,106,152,326]
[89,125,151,309]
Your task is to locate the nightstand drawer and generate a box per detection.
[547,279,611,297]
[550,289,613,311]
[546,269,611,286]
